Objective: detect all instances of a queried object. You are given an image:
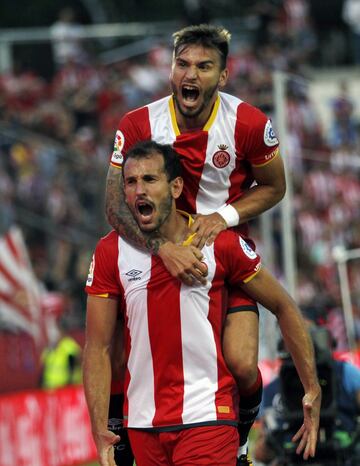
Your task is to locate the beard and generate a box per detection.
[134,188,173,234]
[154,190,173,231]
[171,82,219,119]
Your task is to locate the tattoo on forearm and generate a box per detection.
[105,167,165,253]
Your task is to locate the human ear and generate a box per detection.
[171,177,183,199]
[219,68,229,88]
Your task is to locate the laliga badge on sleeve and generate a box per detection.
[111,130,125,165]
[264,120,279,147]
[86,254,95,286]
[239,237,257,260]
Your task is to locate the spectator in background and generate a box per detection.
[342,0,360,65]
[330,81,358,148]
[50,7,87,69]
[40,312,82,390]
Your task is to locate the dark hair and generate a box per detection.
[123,140,182,181]
[173,24,231,70]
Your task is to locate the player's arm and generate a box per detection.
[105,164,207,285]
[83,295,120,466]
[190,154,286,249]
[240,267,321,460]
[234,154,286,222]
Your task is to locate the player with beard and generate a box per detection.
[105,25,286,465]
[85,141,320,466]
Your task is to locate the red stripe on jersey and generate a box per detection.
[125,106,152,152]
[228,103,261,206]
[148,256,184,427]
[174,131,209,214]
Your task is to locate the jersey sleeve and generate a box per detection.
[85,232,123,298]
[215,230,261,285]
[236,102,280,167]
[109,106,151,169]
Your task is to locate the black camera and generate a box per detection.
[264,327,358,465]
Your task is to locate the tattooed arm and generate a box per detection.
[105,165,207,284]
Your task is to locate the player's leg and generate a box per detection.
[222,294,262,465]
[108,393,134,466]
[128,429,170,466]
[171,425,238,465]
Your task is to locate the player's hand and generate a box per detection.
[292,385,322,460]
[190,213,227,249]
[158,242,208,286]
[94,429,120,466]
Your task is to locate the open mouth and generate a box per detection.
[182,85,200,103]
[135,199,154,219]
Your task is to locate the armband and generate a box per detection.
[217,204,240,227]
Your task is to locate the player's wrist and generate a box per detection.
[217,204,240,227]
[157,240,173,257]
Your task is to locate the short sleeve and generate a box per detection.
[215,231,261,285]
[235,102,280,167]
[85,232,122,297]
[109,107,151,168]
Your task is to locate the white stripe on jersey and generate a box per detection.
[196,93,241,214]
[118,237,155,427]
[148,96,177,145]
[180,243,218,424]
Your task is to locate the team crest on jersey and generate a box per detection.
[212,144,230,168]
[239,237,257,260]
[86,254,95,286]
[111,130,125,165]
[264,120,279,147]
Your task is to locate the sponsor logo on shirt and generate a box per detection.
[86,254,95,286]
[212,144,230,168]
[239,237,257,260]
[111,130,125,165]
[265,147,279,161]
[264,120,279,147]
[125,269,142,281]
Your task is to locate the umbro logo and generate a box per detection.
[125,269,142,281]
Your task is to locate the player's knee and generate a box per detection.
[225,354,258,386]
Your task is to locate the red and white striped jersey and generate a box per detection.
[110,92,279,232]
[85,225,261,430]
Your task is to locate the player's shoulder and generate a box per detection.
[123,104,149,122]
[215,229,239,244]
[219,91,267,122]
[96,230,119,252]
[237,100,268,127]
[215,230,258,259]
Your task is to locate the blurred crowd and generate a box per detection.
[0,0,359,346]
